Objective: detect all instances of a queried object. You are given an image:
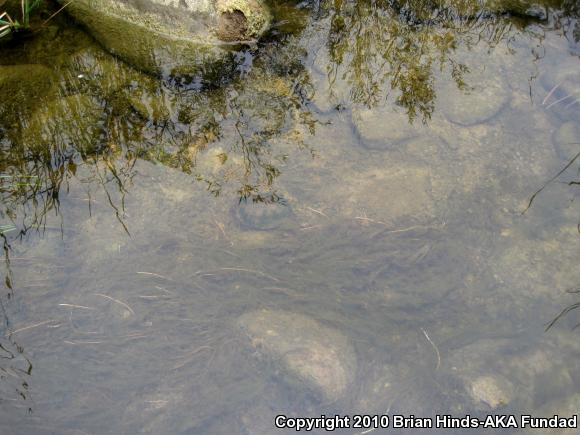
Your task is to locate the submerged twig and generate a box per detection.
[41,0,73,26]
[305,206,329,218]
[355,216,389,226]
[196,267,280,282]
[94,293,135,315]
[64,340,103,345]
[385,223,444,234]
[11,320,58,334]
[137,271,173,281]
[545,94,574,109]
[300,225,322,230]
[59,303,95,310]
[421,328,441,370]
[522,150,580,214]
[564,98,580,109]
[542,83,560,105]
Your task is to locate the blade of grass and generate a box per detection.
[41,0,72,26]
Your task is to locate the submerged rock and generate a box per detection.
[438,57,509,126]
[61,0,271,76]
[352,104,424,150]
[468,375,513,409]
[233,200,294,231]
[553,121,580,161]
[447,338,576,411]
[238,309,357,401]
[339,162,435,224]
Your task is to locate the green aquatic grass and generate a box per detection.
[0,0,44,39]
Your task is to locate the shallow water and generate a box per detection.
[1,1,580,434]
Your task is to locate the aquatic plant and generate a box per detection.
[0,0,44,38]
[0,10,17,38]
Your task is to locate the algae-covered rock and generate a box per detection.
[60,0,272,76]
[238,309,357,401]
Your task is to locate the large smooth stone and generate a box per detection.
[61,0,271,76]
[233,200,294,231]
[438,59,510,126]
[352,104,424,150]
[238,309,357,401]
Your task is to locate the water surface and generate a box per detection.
[1,1,580,434]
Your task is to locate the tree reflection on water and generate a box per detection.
[320,0,579,122]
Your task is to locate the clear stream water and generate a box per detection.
[0,1,579,434]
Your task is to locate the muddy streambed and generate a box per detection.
[1,1,580,434]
